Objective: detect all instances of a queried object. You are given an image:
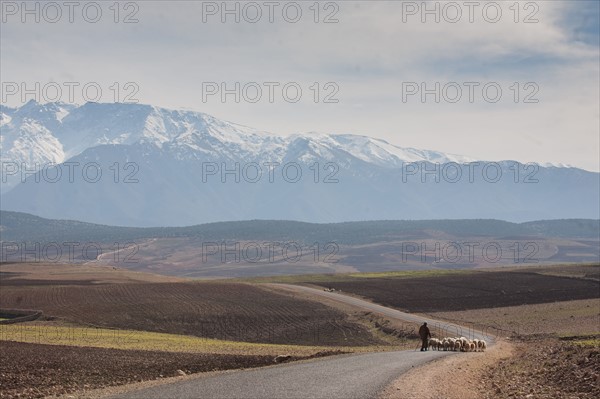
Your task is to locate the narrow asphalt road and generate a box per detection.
[109,350,451,399]
[109,284,493,399]
[275,284,495,344]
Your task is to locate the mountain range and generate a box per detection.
[1,101,598,227]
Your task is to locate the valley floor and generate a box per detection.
[1,263,598,398]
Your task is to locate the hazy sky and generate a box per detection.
[1,1,599,171]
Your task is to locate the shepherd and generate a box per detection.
[419,322,431,351]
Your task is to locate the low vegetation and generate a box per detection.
[0,321,373,357]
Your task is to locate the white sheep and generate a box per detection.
[453,339,461,351]
[459,337,469,351]
[447,338,456,351]
[431,336,487,353]
[442,338,450,351]
[478,339,487,352]
[429,338,440,350]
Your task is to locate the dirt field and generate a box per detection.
[307,267,600,312]
[382,336,600,399]
[0,341,342,399]
[380,265,599,399]
[2,263,597,399]
[0,262,184,284]
[481,336,600,399]
[431,298,600,337]
[0,280,381,347]
[381,309,599,399]
[88,235,600,278]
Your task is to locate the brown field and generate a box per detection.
[518,263,600,280]
[379,266,600,399]
[0,262,184,284]
[0,263,386,398]
[421,265,600,398]
[481,336,599,399]
[93,238,357,278]
[0,341,341,399]
[89,236,600,278]
[431,298,600,338]
[303,266,600,313]
[1,262,598,399]
[0,279,381,347]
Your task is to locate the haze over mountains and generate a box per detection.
[1,211,598,277]
[1,101,598,227]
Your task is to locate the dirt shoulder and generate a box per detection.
[482,336,600,399]
[380,339,514,399]
[380,335,600,399]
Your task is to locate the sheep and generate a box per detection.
[429,338,440,350]
[442,338,450,351]
[462,339,474,352]
[461,337,470,351]
[453,339,461,351]
[478,339,487,352]
[430,336,487,353]
[446,337,458,351]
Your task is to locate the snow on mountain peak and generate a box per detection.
[1,101,494,179]
[2,102,597,226]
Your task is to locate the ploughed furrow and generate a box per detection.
[1,282,382,346]
[317,271,600,313]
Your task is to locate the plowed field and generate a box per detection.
[309,269,600,312]
[0,282,379,346]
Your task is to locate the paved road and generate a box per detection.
[110,350,450,399]
[110,284,492,399]
[275,284,495,344]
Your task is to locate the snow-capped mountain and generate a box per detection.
[0,100,472,177]
[1,101,598,226]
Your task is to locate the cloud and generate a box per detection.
[1,0,598,170]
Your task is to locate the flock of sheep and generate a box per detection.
[428,337,487,352]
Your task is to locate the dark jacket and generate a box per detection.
[418,324,431,340]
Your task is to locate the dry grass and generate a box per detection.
[0,321,391,357]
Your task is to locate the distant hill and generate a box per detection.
[1,210,598,245]
[2,211,598,278]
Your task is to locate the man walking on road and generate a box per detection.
[419,322,431,351]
